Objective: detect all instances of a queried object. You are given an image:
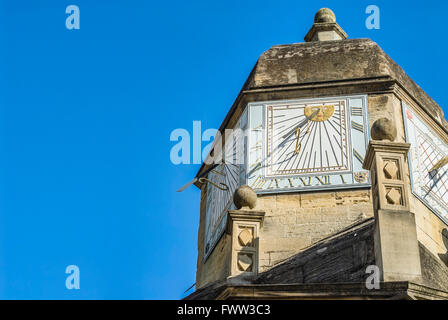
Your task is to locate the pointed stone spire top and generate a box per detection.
[305,8,348,42]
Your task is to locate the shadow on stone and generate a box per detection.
[437,229,448,267]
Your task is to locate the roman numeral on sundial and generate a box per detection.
[351,121,364,132]
[316,176,331,185]
[351,107,363,117]
[353,149,364,164]
[299,177,312,186]
[251,175,267,189]
[251,140,262,151]
[267,179,279,189]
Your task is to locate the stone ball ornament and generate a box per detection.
[314,8,336,23]
[371,118,397,142]
[233,185,257,210]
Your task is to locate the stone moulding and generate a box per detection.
[304,22,348,42]
[363,141,411,172]
[185,281,448,300]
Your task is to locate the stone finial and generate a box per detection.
[305,8,348,42]
[371,118,397,142]
[233,185,257,210]
[314,8,336,23]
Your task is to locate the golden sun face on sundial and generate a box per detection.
[305,105,335,122]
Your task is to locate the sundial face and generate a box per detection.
[247,95,370,193]
[403,103,448,224]
[203,116,245,259]
[266,100,350,176]
[203,162,239,256]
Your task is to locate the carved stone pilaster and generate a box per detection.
[363,140,422,283]
[363,141,411,212]
[226,210,265,280]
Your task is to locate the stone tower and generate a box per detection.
[185,8,448,300]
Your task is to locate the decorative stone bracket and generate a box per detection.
[226,210,265,279]
[363,141,411,212]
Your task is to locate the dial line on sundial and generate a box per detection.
[420,137,448,197]
[250,108,319,177]
[429,171,448,200]
[327,118,342,134]
[280,109,320,143]
[273,114,306,127]
[270,116,313,171]
[332,134,347,160]
[322,119,341,167]
[224,164,238,190]
[276,121,316,171]
[332,133,345,157]
[225,159,240,190]
[325,150,331,169]
[419,139,446,197]
[273,115,307,138]
[282,121,317,172]
[275,125,302,150]
[338,107,346,166]
[272,137,297,171]
[421,144,437,166]
[425,168,448,200]
[291,121,317,172]
[307,120,320,169]
[319,122,323,169]
[331,114,341,120]
[276,125,286,131]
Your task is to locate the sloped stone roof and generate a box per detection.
[254,218,375,285]
[245,38,445,126]
[185,217,448,300]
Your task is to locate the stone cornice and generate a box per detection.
[225,210,265,234]
[363,141,410,171]
[304,22,348,42]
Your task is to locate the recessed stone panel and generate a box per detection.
[238,228,253,247]
[237,253,253,272]
[385,187,402,206]
[383,160,399,180]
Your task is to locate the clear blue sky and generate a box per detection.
[0,0,446,299]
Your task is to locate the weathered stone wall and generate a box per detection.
[419,242,448,292]
[196,233,231,288]
[195,185,207,287]
[255,219,375,285]
[412,194,448,270]
[255,190,373,272]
